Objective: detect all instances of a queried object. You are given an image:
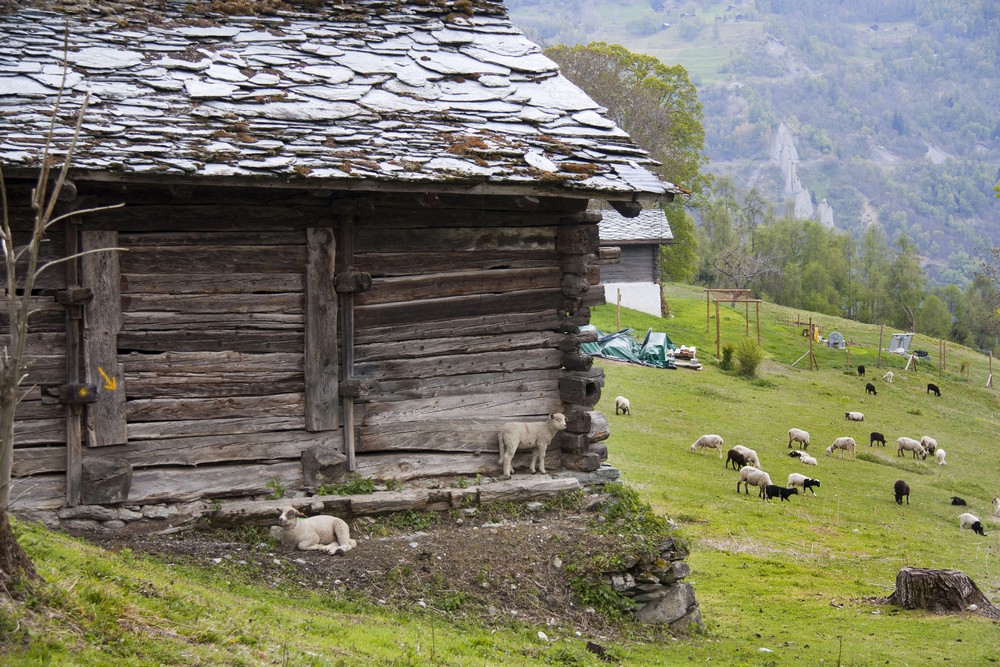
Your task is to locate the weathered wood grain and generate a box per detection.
[121,312,304,331]
[356,348,562,382]
[117,330,304,354]
[352,450,561,482]
[126,461,304,504]
[355,331,561,362]
[357,267,560,305]
[120,246,306,274]
[121,293,302,315]
[120,350,303,373]
[360,249,557,276]
[122,273,303,295]
[127,416,306,440]
[355,289,564,329]
[127,392,304,421]
[305,227,339,431]
[356,225,556,254]
[354,311,562,345]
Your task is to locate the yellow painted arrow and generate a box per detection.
[98,367,117,391]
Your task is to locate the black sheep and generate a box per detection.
[950,496,967,506]
[764,485,798,502]
[869,431,886,447]
[725,448,747,470]
[894,479,910,505]
[857,365,866,376]
[927,382,941,396]
[865,382,877,396]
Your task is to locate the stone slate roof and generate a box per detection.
[0,0,681,201]
[598,207,673,244]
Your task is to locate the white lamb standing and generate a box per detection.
[277,506,357,556]
[614,396,631,415]
[936,448,947,465]
[994,497,1000,519]
[883,371,894,383]
[498,412,567,478]
[690,434,724,459]
[787,428,810,450]
[826,436,857,460]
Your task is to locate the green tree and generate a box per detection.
[660,203,698,282]
[917,294,952,339]
[886,234,926,330]
[545,41,708,195]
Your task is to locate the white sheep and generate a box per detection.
[737,466,772,497]
[690,434,724,459]
[844,411,865,422]
[787,428,810,450]
[883,371,894,383]
[896,437,927,460]
[800,453,818,466]
[787,473,820,495]
[959,512,987,536]
[994,497,1000,518]
[919,436,938,454]
[732,444,760,468]
[614,396,631,415]
[936,448,947,465]
[498,412,567,478]
[826,436,856,460]
[277,506,356,555]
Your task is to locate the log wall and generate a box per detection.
[9,182,607,510]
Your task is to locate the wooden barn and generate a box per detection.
[599,206,673,317]
[0,0,681,515]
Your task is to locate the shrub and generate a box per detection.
[734,337,764,377]
[719,343,736,371]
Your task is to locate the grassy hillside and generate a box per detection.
[3,283,999,665]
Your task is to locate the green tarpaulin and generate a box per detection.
[580,326,677,369]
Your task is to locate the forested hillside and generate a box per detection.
[508,0,1000,286]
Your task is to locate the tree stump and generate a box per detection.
[887,568,1000,618]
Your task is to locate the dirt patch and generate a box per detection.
[69,497,642,640]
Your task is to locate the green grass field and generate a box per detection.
[4,282,999,665]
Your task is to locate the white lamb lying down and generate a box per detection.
[690,434,724,459]
[799,453,818,466]
[277,506,357,556]
[844,411,865,422]
[498,412,567,478]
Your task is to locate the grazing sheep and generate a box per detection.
[994,498,1000,518]
[277,506,356,555]
[787,473,821,496]
[869,431,886,447]
[857,365,866,376]
[764,484,798,502]
[725,448,748,470]
[936,448,947,465]
[894,480,910,505]
[800,453,818,466]
[950,496,967,506]
[787,428,810,450]
[883,371,894,383]
[896,437,927,460]
[737,466,772,497]
[959,513,987,536]
[732,444,761,468]
[865,382,877,396]
[498,412,567,478]
[690,434,725,459]
[826,436,857,460]
[614,396,631,416]
[927,382,941,396]
[844,411,865,421]
[919,436,937,454]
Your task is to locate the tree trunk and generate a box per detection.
[0,510,40,597]
[887,568,1000,618]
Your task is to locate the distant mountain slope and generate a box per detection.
[508,0,1000,285]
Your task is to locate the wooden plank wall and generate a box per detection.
[11,184,604,508]
[350,193,596,479]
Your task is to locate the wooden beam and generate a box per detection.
[305,227,339,431]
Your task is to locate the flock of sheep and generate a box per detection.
[618,364,995,538]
